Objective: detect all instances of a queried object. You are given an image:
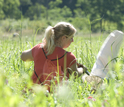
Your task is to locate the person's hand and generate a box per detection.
[77,63,88,74]
[77,63,84,68]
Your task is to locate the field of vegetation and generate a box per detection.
[1,20,124,107]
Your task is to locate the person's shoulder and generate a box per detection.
[67,51,75,55]
[33,43,43,49]
[55,47,66,53]
[66,52,76,66]
[66,52,76,58]
[55,47,75,57]
[32,43,44,54]
[52,47,66,57]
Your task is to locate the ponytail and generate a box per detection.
[42,26,55,55]
[42,22,76,55]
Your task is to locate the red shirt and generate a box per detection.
[31,43,76,84]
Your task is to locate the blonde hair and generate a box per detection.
[42,22,76,55]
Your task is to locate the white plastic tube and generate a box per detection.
[91,30,124,78]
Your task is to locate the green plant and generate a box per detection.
[1,21,124,107]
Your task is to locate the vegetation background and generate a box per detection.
[1,0,124,107]
[0,0,124,35]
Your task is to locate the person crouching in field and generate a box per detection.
[21,21,124,92]
[21,22,87,92]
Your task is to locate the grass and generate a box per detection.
[0,31,124,107]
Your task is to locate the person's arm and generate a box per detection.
[21,49,34,61]
[68,62,87,77]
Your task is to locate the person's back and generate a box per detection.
[31,43,76,85]
[21,22,87,92]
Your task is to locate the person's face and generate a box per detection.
[61,35,74,48]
